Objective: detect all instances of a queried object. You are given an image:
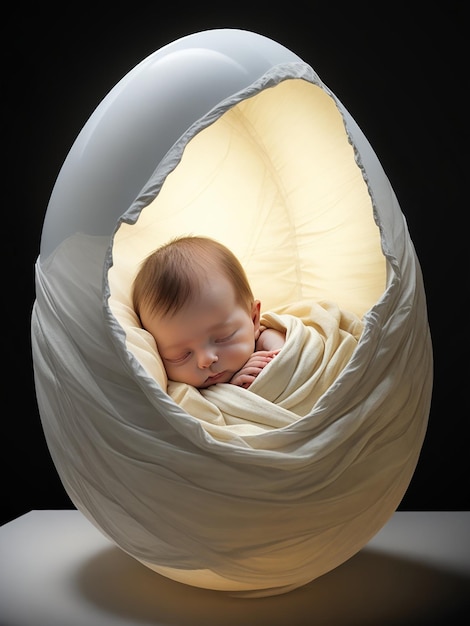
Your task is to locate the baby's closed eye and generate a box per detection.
[164,351,191,364]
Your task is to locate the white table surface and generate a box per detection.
[1,510,469,625]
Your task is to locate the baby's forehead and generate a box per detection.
[155,298,248,351]
[157,274,237,318]
[193,271,237,300]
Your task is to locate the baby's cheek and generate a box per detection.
[166,362,193,384]
[231,341,255,368]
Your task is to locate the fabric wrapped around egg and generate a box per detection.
[31,29,432,596]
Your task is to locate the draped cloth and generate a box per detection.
[32,225,431,595]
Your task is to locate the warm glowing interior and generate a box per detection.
[108,79,386,388]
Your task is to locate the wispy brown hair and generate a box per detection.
[132,235,254,320]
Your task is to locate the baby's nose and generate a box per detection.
[198,350,218,369]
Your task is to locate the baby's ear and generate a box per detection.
[252,300,261,337]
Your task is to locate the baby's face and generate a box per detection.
[141,274,261,388]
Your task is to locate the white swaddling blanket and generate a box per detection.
[169,302,364,437]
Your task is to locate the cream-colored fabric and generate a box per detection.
[169,302,363,438]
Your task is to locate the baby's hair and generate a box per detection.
[132,235,254,320]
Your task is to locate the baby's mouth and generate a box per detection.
[205,371,226,384]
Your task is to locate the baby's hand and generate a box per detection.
[229,350,280,389]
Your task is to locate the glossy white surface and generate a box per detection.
[39,29,302,260]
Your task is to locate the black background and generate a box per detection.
[4,5,468,526]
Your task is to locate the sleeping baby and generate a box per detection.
[132,234,286,390]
